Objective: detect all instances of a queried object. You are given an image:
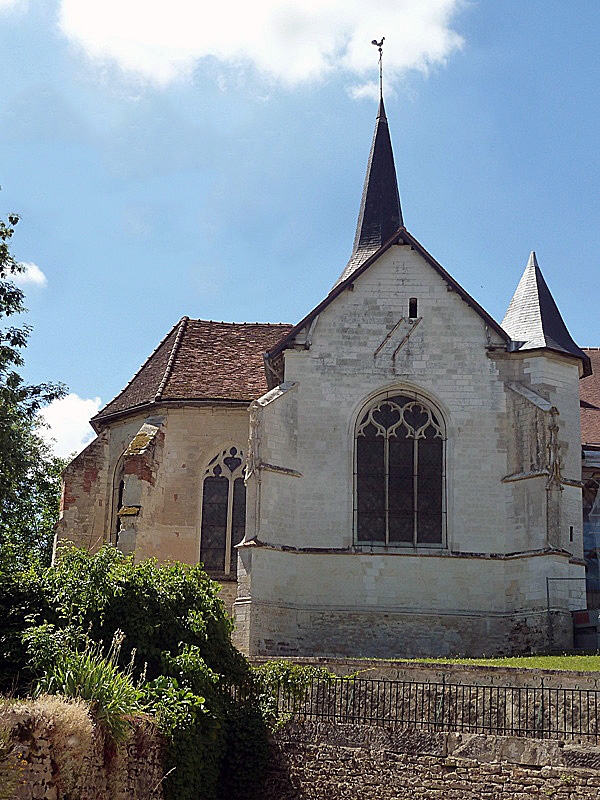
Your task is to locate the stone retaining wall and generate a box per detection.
[266,722,600,800]
[0,698,164,800]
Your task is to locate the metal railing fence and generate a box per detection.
[234,676,600,743]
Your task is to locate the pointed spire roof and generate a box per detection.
[336,98,403,284]
[502,251,591,376]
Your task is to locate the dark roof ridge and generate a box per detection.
[155,316,188,401]
[267,226,510,362]
[188,319,292,326]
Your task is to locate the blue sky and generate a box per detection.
[1,0,599,456]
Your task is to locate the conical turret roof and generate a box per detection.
[336,98,403,284]
[502,251,591,376]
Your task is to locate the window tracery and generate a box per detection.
[200,446,246,577]
[355,393,445,546]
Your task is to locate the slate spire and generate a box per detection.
[502,251,591,376]
[336,97,403,284]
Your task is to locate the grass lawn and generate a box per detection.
[408,655,600,671]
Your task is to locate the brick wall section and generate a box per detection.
[266,722,600,800]
[56,430,111,553]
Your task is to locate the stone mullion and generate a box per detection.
[413,437,419,545]
[384,434,390,546]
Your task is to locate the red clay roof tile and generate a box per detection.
[581,348,600,446]
[93,318,293,423]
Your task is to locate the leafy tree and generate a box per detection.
[0,213,66,566]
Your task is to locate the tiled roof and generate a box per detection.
[335,98,403,286]
[93,318,293,425]
[581,348,600,447]
[502,252,591,376]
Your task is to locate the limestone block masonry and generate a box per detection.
[57,405,249,567]
[266,722,600,800]
[236,243,585,657]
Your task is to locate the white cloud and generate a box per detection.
[13,262,48,288]
[58,0,464,89]
[39,394,102,458]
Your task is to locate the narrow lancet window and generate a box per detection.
[409,297,418,319]
[200,446,246,577]
[111,455,125,545]
[355,393,445,546]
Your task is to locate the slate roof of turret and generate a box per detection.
[502,251,591,377]
[92,318,293,427]
[580,348,600,446]
[336,98,403,285]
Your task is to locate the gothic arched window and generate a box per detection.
[355,393,445,546]
[200,446,246,577]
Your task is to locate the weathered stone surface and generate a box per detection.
[238,243,584,658]
[266,722,600,800]
[1,701,164,800]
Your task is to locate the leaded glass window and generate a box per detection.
[355,394,445,546]
[200,446,246,576]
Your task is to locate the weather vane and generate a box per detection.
[371,37,385,99]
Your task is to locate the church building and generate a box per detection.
[57,95,591,658]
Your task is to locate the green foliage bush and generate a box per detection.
[251,659,344,728]
[39,545,247,685]
[0,559,51,692]
[32,629,144,743]
[0,545,274,800]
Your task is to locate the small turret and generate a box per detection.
[502,251,591,376]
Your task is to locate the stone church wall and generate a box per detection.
[235,547,575,656]
[237,243,585,656]
[57,404,249,572]
[57,429,111,553]
[256,243,510,552]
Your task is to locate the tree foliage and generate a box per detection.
[0,213,66,566]
[0,545,267,800]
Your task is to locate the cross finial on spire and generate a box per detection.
[371,37,385,100]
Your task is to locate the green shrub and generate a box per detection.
[0,559,47,692]
[0,545,275,800]
[32,629,144,743]
[252,660,345,729]
[42,546,248,685]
